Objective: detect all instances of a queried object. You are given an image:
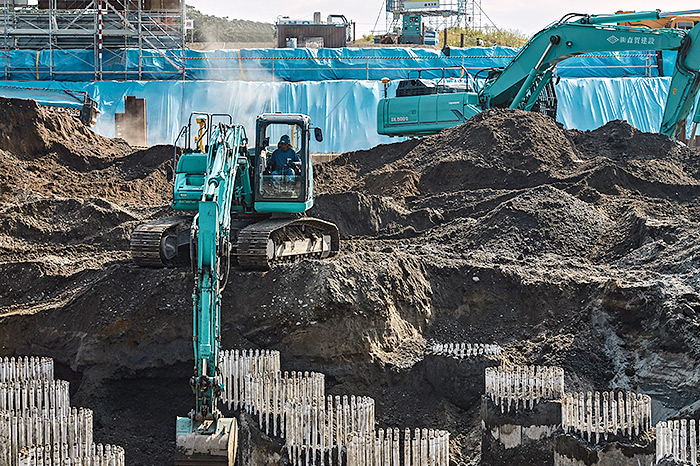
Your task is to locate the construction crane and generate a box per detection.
[377,9,700,141]
[131,112,339,464]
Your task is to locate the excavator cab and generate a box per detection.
[253,113,322,212]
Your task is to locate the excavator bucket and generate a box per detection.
[175,417,238,465]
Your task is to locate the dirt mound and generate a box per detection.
[0,144,173,204]
[0,98,173,205]
[415,109,579,174]
[569,119,693,162]
[2,101,700,466]
[317,109,581,198]
[0,197,138,254]
[428,185,614,258]
[0,97,130,161]
[317,110,700,205]
[314,138,421,196]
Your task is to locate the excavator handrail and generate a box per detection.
[172,124,189,183]
[405,65,476,93]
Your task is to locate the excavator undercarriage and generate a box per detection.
[130,215,339,270]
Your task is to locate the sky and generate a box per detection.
[187,0,700,37]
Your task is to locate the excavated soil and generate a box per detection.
[2,99,700,465]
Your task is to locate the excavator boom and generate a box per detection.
[175,124,247,465]
[659,24,700,137]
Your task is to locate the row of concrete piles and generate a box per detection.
[219,349,451,466]
[0,356,125,466]
[480,363,698,466]
[217,342,506,465]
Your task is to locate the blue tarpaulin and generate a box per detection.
[0,77,690,153]
[0,46,670,82]
[0,79,390,152]
[556,77,676,133]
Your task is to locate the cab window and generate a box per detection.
[259,123,305,200]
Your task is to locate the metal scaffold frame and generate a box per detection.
[0,0,185,80]
[385,0,483,34]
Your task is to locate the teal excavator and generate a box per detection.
[377,9,700,140]
[130,113,339,465]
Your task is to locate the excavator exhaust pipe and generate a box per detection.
[175,417,238,465]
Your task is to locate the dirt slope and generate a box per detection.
[1,100,700,465]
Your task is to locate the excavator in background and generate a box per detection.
[377,9,700,142]
[130,112,339,465]
[616,10,700,81]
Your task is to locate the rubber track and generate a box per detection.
[236,217,340,271]
[130,216,191,267]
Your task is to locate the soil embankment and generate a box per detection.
[1,99,699,465]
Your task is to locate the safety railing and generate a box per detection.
[561,391,652,443]
[485,365,565,413]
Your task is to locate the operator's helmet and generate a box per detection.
[279,135,291,145]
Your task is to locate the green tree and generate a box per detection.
[442,27,528,48]
[186,6,274,43]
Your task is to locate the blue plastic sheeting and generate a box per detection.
[556,77,687,133]
[0,77,689,153]
[185,46,512,81]
[0,83,86,108]
[4,49,186,81]
[0,46,669,82]
[0,79,393,153]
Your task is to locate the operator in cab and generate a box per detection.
[266,134,301,184]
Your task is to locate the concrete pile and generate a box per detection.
[0,357,124,466]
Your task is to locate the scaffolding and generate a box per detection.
[0,0,185,80]
[385,0,483,34]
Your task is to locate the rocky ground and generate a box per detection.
[0,98,699,465]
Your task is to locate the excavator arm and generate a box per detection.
[660,24,700,137]
[176,123,248,465]
[193,123,247,421]
[481,10,700,138]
